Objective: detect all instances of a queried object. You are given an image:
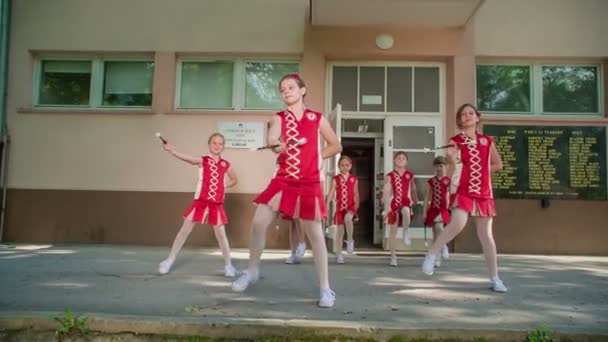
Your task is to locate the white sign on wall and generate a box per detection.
[217,121,265,149]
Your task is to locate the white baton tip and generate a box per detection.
[155,132,161,138]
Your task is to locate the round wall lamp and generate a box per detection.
[375,33,394,50]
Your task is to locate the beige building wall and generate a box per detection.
[4,0,608,254]
[474,0,608,57]
[8,0,308,194]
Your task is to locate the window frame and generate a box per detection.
[175,57,300,111]
[326,61,446,118]
[476,61,604,117]
[33,56,155,109]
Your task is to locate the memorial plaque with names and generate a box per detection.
[483,125,607,200]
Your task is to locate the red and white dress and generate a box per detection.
[385,170,415,226]
[424,176,451,227]
[183,156,230,225]
[332,174,358,225]
[450,132,496,217]
[254,109,327,221]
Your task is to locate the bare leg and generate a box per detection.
[334,224,345,255]
[388,224,398,258]
[344,212,354,242]
[247,204,277,272]
[212,225,232,267]
[166,219,196,261]
[400,207,412,245]
[429,209,468,255]
[296,220,306,249]
[474,216,498,278]
[300,219,330,290]
[289,220,297,255]
[432,222,442,243]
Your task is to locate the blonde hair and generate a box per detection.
[207,132,225,145]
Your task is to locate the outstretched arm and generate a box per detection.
[162,143,200,165]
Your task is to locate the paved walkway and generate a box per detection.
[0,244,607,339]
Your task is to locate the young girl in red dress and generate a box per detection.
[158,133,238,277]
[422,156,451,267]
[422,103,507,293]
[381,151,418,267]
[232,73,342,308]
[326,155,359,264]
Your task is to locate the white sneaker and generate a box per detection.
[285,254,301,264]
[232,270,259,292]
[422,253,436,275]
[389,256,398,267]
[434,257,441,267]
[491,278,508,293]
[441,245,450,259]
[158,258,174,275]
[336,253,345,264]
[318,288,336,308]
[224,265,237,278]
[295,242,306,258]
[402,229,411,246]
[346,240,355,255]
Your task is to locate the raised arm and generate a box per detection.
[162,143,200,165]
[319,115,342,160]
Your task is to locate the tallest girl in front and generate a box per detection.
[232,73,342,308]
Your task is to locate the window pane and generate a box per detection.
[359,67,384,112]
[180,62,233,109]
[414,67,439,112]
[245,62,299,109]
[387,67,412,112]
[476,65,530,112]
[103,61,154,106]
[39,61,91,105]
[542,66,598,113]
[332,66,357,111]
[392,126,435,150]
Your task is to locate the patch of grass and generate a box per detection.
[52,308,89,339]
[527,325,554,342]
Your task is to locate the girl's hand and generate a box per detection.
[162,143,174,152]
[272,142,287,153]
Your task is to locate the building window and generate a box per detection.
[476,63,603,116]
[476,65,531,113]
[542,65,599,114]
[39,61,92,106]
[35,58,154,108]
[330,64,442,114]
[177,59,299,110]
[179,61,234,109]
[103,61,154,107]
